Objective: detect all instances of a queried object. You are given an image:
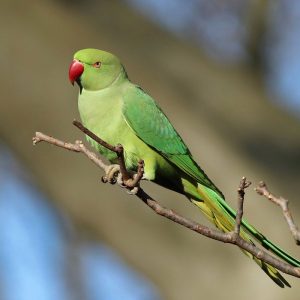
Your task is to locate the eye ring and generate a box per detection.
[93,61,101,68]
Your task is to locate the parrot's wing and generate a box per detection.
[123,86,224,198]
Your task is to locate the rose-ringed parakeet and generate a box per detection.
[69,48,299,287]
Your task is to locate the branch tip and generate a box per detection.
[256,181,300,246]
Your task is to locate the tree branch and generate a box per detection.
[32,121,300,279]
[256,181,300,245]
[232,177,251,238]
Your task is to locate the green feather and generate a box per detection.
[123,86,224,197]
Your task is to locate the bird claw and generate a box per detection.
[101,164,120,184]
[125,173,141,194]
[102,163,143,195]
[126,186,139,195]
[116,172,140,194]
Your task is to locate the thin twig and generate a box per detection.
[33,132,108,172]
[73,120,116,152]
[114,144,131,182]
[232,177,251,239]
[32,123,300,279]
[256,181,300,245]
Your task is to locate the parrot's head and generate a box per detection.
[69,48,123,91]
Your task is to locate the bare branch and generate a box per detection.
[33,132,109,173]
[256,181,300,245]
[231,177,251,240]
[32,122,300,279]
[73,120,116,153]
[114,144,132,182]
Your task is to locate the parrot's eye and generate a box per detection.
[93,61,101,68]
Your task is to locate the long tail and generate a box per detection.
[190,184,300,287]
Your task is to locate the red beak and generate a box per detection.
[69,60,84,85]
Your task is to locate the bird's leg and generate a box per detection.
[101,164,120,184]
[125,173,141,195]
[101,160,144,195]
[123,160,145,194]
[113,160,144,194]
[116,171,136,190]
[116,170,135,188]
[108,144,144,194]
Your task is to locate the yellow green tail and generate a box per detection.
[189,184,300,287]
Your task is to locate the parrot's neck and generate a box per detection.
[107,65,128,90]
[77,67,130,161]
[78,67,129,137]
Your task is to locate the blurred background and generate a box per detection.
[1,0,300,299]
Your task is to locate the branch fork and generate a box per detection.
[72,120,144,194]
[226,177,251,243]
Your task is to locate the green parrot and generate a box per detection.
[69,48,299,287]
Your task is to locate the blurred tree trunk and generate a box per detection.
[245,0,269,65]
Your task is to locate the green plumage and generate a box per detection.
[72,48,299,287]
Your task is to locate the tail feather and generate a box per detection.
[242,248,291,288]
[212,189,300,267]
[258,258,291,288]
[191,185,299,287]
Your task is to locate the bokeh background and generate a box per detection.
[1,0,300,299]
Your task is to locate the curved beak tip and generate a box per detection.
[69,60,84,85]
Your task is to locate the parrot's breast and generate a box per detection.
[78,83,197,196]
[77,85,163,176]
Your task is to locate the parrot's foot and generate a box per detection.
[116,172,139,194]
[101,164,120,184]
[123,161,144,194]
[125,173,140,195]
[101,160,144,195]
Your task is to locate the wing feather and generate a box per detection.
[123,86,223,197]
